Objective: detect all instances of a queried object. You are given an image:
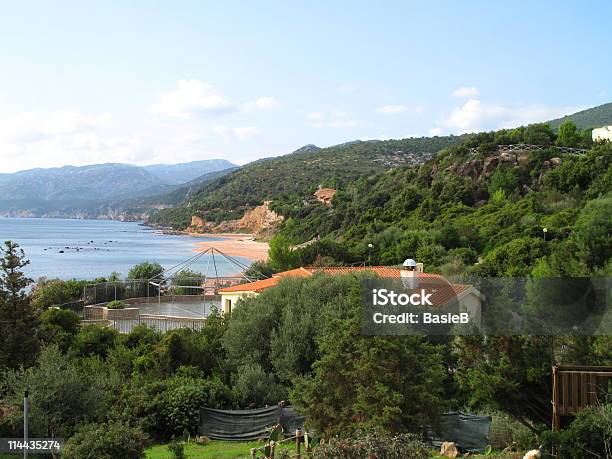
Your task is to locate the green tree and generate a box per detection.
[72,324,119,358]
[0,241,39,369]
[37,308,81,352]
[556,120,583,147]
[62,421,147,459]
[128,261,164,280]
[293,321,446,436]
[524,123,555,145]
[31,278,87,309]
[1,345,105,437]
[268,234,297,271]
[232,363,286,408]
[571,196,612,269]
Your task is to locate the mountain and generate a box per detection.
[0,160,237,219]
[547,101,612,130]
[0,163,164,202]
[143,159,236,184]
[147,135,465,230]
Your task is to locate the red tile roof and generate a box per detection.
[219,266,475,306]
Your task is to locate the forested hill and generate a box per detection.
[147,136,464,229]
[263,121,611,278]
[547,101,612,130]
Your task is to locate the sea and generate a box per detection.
[0,217,250,280]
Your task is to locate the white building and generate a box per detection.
[592,126,612,142]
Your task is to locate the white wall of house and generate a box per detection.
[593,126,612,142]
[220,291,257,314]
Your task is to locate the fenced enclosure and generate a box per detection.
[76,247,269,333]
[552,365,612,431]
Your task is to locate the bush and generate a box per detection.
[312,431,429,459]
[37,308,81,352]
[62,421,147,459]
[232,363,287,408]
[162,376,232,437]
[107,300,126,309]
[541,403,612,458]
[168,440,186,459]
[72,324,119,358]
[128,261,164,280]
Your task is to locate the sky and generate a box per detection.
[0,0,610,173]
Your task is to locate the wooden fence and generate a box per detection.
[552,365,612,431]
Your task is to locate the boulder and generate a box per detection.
[440,441,459,458]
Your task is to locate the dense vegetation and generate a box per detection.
[148,136,464,228]
[251,122,611,281]
[0,246,610,457]
[0,118,610,457]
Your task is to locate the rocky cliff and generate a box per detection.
[188,201,283,237]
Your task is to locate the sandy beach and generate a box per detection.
[191,233,269,261]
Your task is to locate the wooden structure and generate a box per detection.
[552,365,612,431]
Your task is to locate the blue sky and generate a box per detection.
[0,0,610,172]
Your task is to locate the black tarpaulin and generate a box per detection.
[199,405,305,441]
[432,411,492,453]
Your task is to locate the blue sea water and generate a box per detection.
[0,217,251,280]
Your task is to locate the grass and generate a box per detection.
[146,440,295,459]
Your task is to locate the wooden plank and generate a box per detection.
[571,372,579,412]
[562,373,570,413]
[581,372,588,408]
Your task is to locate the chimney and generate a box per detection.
[401,258,421,289]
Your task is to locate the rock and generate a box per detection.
[523,449,541,459]
[440,441,459,458]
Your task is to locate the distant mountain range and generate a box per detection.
[0,159,236,219]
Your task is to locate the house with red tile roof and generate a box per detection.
[218,266,484,322]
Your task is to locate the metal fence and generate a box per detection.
[83,277,250,305]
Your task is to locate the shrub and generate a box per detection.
[168,440,186,459]
[232,363,287,408]
[37,308,81,352]
[72,324,119,358]
[312,431,429,459]
[128,261,164,280]
[541,403,612,458]
[162,376,232,437]
[62,421,147,459]
[107,300,126,309]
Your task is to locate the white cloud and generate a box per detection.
[149,79,233,118]
[451,86,480,99]
[376,105,406,114]
[0,109,261,173]
[435,99,583,134]
[306,112,324,120]
[414,105,424,114]
[242,96,280,111]
[452,86,479,98]
[428,127,442,136]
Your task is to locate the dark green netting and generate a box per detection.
[199,405,305,441]
[200,407,490,451]
[431,411,492,453]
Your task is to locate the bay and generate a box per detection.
[0,217,250,280]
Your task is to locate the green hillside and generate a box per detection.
[547,101,612,130]
[147,136,464,229]
[256,122,611,278]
